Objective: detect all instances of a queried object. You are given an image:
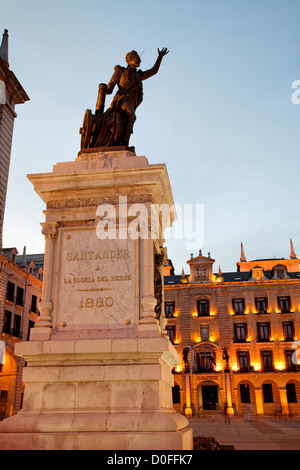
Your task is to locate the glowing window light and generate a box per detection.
[174,334,181,345]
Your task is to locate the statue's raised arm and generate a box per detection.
[79,48,169,151]
[140,47,169,81]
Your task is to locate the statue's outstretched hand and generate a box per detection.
[157,47,169,59]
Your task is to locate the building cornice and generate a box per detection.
[0,253,42,288]
[0,57,29,104]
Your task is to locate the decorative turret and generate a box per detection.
[0,29,9,66]
[290,238,297,259]
[240,241,246,262]
[216,265,224,282]
[163,248,175,276]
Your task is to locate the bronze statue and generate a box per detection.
[154,252,165,320]
[79,48,169,150]
[222,348,230,367]
[183,347,190,373]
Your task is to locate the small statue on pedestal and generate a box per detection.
[183,347,190,373]
[222,347,230,372]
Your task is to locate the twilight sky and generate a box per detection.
[1,0,300,274]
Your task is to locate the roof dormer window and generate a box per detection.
[250,266,264,281]
[272,264,288,280]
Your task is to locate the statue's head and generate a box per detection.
[126,50,141,67]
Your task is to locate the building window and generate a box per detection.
[165,301,175,318]
[197,299,210,317]
[252,268,263,280]
[16,286,24,307]
[200,325,209,340]
[30,295,38,314]
[13,314,22,338]
[3,311,12,335]
[172,385,181,404]
[27,320,35,341]
[286,383,297,403]
[261,351,273,371]
[257,322,270,342]
[238,351,250,371]
[6,281,15,303]
[234,323,248,342]
[195,351,216,372]
[285,350,297,371]
[263,383,274,403]
[255,297,268,314]
[232,298,245,315]
[0,390,8,420]
[276,269,284,279]
[282,321,294,341]
[166,325,176,344]
[38,268,43,281]
[278,296,291,314]
[240,383,251,403]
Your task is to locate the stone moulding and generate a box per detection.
[47,194,155,210]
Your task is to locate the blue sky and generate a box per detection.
[1,0,300,273]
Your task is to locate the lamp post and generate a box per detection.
[223,348,234,415]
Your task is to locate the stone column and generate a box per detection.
[279,387,289,416]
[158,247,167,336]
[184,374,192,417]
[254,387,264,415]
[225,372,234,415]
[233,386,239,413]
[139,238,160,335]
[30,222,58,340]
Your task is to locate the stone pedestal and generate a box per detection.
[0,149,192,450]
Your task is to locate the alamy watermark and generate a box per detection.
[95,196,204,251]
[291,80,300,104]
[292,340,300,365]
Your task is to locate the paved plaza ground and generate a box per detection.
[189,415,300,450]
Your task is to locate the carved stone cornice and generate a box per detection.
[0,57,29,104]
[46,194,154,210]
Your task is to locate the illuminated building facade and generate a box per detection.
[0,249,43,419]
[164,241,300,417]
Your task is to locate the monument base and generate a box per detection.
[0,423,192,451]
[0,149,193,450]
[0,336,192,450]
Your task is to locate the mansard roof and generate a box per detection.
[164,270,300,285]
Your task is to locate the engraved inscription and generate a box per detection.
[58,230,135,328]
